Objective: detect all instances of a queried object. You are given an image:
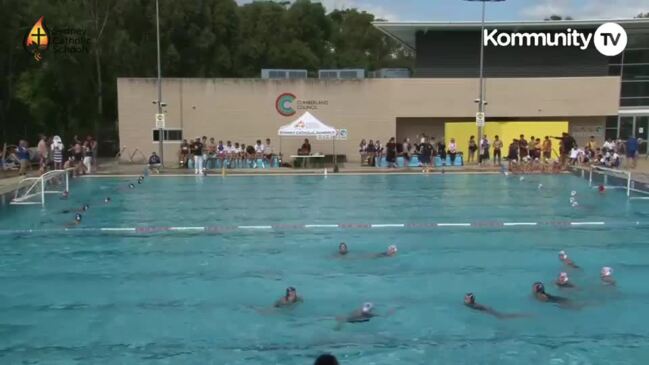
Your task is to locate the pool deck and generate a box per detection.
[3,158,649,196]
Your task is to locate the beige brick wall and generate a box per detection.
[117,77,620,164]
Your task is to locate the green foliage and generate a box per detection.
[0,0,413,151]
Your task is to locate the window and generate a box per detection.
[621,64,649,81]
[605,116,618,140]
[621,81,649,98]
[152,129,182,142]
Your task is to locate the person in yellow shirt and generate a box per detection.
[586,136,598,153]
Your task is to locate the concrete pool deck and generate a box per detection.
[3,158,649,196]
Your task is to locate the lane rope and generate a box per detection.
[1,220,646,236]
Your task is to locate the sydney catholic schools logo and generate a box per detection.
[24,16,90,62]
[24,16,49,61]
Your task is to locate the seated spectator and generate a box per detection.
[179,139,190,167]
[448,138,458,165]
[206,138,217,169]
[602,138,615,153]
[148,152,161,173]
[245,143,256,167]
[224,141,234,168]
[263,138,273,166]
[298,138,311,155]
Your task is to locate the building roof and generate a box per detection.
[373,19,649,50]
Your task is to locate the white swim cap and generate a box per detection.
[571,202,579,207]
[559,250,567,258]
[559,272,569,281]
[362,302,374,313]
[571,191,577,196]
[504,171,510,176]
[601,266,613,277]
[388,244,398,253]
[519,176,525,181]
[570,197,576,203]
[538,184,543,189]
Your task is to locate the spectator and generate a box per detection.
[206,137,217,169]
[507,139,519,168]
[190,137,204,174]
[385,137,397,168]
[51,135,64,170]
[234,142,243,167]
[90,137,98,169]
[587,136,598,154]
[418,137,433,168]
[542,136,552,161]
[554,132,575,167]
[493,135,502,166]
[83,140,93,174]
[264,138,274,167]
[298,138,311,155]
[626,135,639,169]
[16,140,30,176]
[179,139,190,167]
[245,143,256,167]
[366,139,376,166]
[449,138,458,166]
[437,138,447,166]
[254,139,265,168]
[37,134,48,173]
[468,135,477,163]
[402,138,411,167]
[216,140,226,167]
[201,136,208,168]
[224,141,235,168]
[602,138,615,153]
[479,135,490,165]
[532,138,542,160]
[148,151,161,173]
[314,354,339,365]
[375,139,384,163]
[519,134,529,158]
[359,139,367,165]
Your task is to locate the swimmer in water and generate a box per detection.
[532,282,569,304]
[65,213,83,227]
[338,242,348,256]
[601,266,616,286]
[128,183,135,189]
[60,191,69,200]
[375,244,398,258]
[555,272,576,288]
[273,287,303,308]
[137,179,142,184]
[104,197,111,203]
[335,302,397,330]
[558,250,580,269]
[463,293,527,319]
[598,184,606,193]
[61,204,89,214]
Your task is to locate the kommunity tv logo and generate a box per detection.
[484,22,628,56]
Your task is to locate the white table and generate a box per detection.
[290,155,325,169]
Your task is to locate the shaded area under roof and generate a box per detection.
[373,19,649,50]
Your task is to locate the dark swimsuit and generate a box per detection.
[347,313,374,323]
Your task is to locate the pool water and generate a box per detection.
[1,174,649,364]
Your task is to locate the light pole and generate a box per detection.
[465,0,505,147]
[155,0,164,167]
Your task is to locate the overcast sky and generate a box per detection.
[237,0,648,22]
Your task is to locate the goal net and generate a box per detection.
[11,169,71,206]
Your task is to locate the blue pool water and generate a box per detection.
[1,174,649,364]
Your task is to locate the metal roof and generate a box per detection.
[373,19,649,49]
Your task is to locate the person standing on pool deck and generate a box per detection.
[190,137,204,174]
[492,135,503,166]
[626,135,638,169]
[558,250,580,269]
[274,287,303,308]
[464,293,526,319]
[374,244,397,258]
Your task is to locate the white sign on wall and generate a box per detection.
[475,112,485,127]
[317,128,348,141]
[155,113,165,129]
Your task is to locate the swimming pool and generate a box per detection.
[1,173,649,364]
